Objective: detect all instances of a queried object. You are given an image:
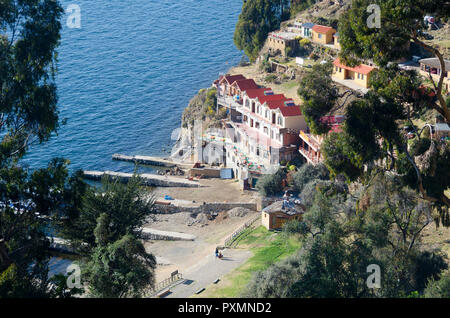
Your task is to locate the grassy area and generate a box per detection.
[193,225,301,298]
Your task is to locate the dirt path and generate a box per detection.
[144,210,260,284]
[151,178,258,203]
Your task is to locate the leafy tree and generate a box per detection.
[246,175,448,298]
[292,163,329,193]
[256,169,286,197]
[0,0,63,164]
[338,0,450,125]
[55,175,157,298]
[424,270,450,298]
[298,58,450,215]
[57,175,155,255]
[83,234,156,298]
[0,159,85,297]
[297,63,355,135]
[234,0,290,62]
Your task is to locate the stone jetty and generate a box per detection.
[83,170,202,188]
[112,154,193,169]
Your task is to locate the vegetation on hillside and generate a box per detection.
[234,0,318,62]
[242,0,450,298]
[0,1,156,298]
[245,174,448,297]
[181,87,226,128]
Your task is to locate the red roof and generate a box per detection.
[312,25,335,34]
[279,105,302,117]
[232,79,259,92]
[320,115,345,125]
[244,88,273,99]
[333,58,375,75]
[257,94,286,105]
[267,99,302,117]
[219,74,246,85]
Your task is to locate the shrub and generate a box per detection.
[265,74,277,83]
[424,270,450,298]
[283,219,307,235]
[300,38,311,47]
[292,163,330,193]
[256,169,286,197]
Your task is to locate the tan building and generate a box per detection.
[267,31,299,56]
[419,58,450,92]
[262,200,304,230]
[332,58,375,89]
[333,32,341,50]
[311,25,336,45]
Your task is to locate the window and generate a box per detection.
[318,34,322,39]
[357,73,361,79]
[277,116,283,126]
[362,74,365,80]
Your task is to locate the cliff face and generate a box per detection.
[181,87,221,128]
[173,87,227,162]
[292,0,351,22]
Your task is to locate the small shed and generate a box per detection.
[261,200,305,230]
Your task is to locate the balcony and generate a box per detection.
[217,96,243,110]
[299,147,321,165]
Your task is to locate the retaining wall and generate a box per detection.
[154,202,258,214]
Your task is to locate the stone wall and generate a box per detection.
[154,202,258,215]
[188,168,221,178]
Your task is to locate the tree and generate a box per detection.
[246,175,448,297]
[292,163,329,193]
[55,175,157,298]
[57,175,155,255]
[0,0,63,164]
[83,234,156,298]
[424,270,450,298]
[338,0,450,125]
[256,169,286,197]
[297,63,355,135]
[0,158,86,297]
[234,0,290,62]
[297,58,450,214]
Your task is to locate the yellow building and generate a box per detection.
[333,32,341,50]
[332,58,375,89]
[311,25,336,45]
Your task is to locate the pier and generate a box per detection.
[83,170,202,188]
[112,154,193,169]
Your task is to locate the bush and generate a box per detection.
[300,38,311,47]
[265,74,277,83]
[424,270,450,298]
[256,169,286,197]
[292,163,330,193]
[283,219,307,235]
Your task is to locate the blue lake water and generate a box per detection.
[23,0,243,173]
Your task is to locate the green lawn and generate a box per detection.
[194,225,301,298]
